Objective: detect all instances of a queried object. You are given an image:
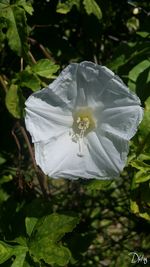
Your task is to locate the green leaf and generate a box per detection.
[5,84,24,118]
[126,16,139,32]
[107,54,126,72]
[0,154,6,165]
[0,174,13,185]
[56,0,80,14]
[16,0,34,15]
[0,188,10,203]
[139,97,150,137]
[135,172,150,184]
[129,60,150,82]
[29,213,79,266]
[0,240,28,266]
[0,1,29,57]
[25,217,38,237]
[138,153,150,162]
[19,70,41,91]
[130,182,150,221]
[86,180,112,191]
[31,59,60,78]
[130,196,150,220]
[0,241,13,264]
[136,31,150,38]
[83,0,102,20]
[0,18,7,51]
[11,246,27,267]
[130,160,150,172]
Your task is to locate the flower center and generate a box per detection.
[71,107,96,157]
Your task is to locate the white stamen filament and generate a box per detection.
[71,109,96,157]
[71,116,90,157]
[77,137,84,157]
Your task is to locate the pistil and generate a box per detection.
[71,107,96,157]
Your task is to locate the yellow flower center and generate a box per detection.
[71,107,96,157]
[72,107,96,137]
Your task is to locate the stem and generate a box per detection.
[0,75,8,93]
[28,51,37,64]
[14,121,50,199]
[39,44,52,60]
[20,57,24,71]
[28,37,54,60]
[31,24,52,30]
[12,125,22,163]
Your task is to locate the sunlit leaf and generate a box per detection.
[0,241,13,264]
[136,31,150,38]
[130,181,150,221]
[11,246,27,267]
[126,16,139,32]
[83,0,102,20]
[139,97,150,137]
[19,70,41,91]
[31,59,60,78]
[86,180,112,191]
[16,0,34,15]
[5,84,24,118]
[56,0,80,14]
[0,0,29,57]
[0,239,28,266]
[134,171,150,184]
[29,213,79,266]
[130,160,150,172]
[129,60,150,82]
[25,217,38,237]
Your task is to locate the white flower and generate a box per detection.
[25,61,143,180]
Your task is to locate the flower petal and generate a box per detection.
[99,77,143,140]
[25,95,73,142]
[34,132,112,180]
[75,61,115,109]
[86,131,129,178]
[25,63,84,142]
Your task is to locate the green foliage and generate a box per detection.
[83,0,102,20]
[18,71,41,92]
[56,0,80,14]
[126,16,139,32]
[16,0,34,15]
[29,214,79,266]
[31,59,60,78]
[56,0,102,19]
[85,179,112,191]
[0,0,30,57]
[25,217,38,237]
[0,241,14,264]
[5,58,59,117]
[0,213,79,266]
[5,84,25,118]
[139,97,150,136]
[0,0,150,266]
[0,241,28,266]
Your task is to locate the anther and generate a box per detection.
[71,107,96,157]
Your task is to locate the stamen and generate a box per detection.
[77,137,84,157]
[71,107,96,157]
